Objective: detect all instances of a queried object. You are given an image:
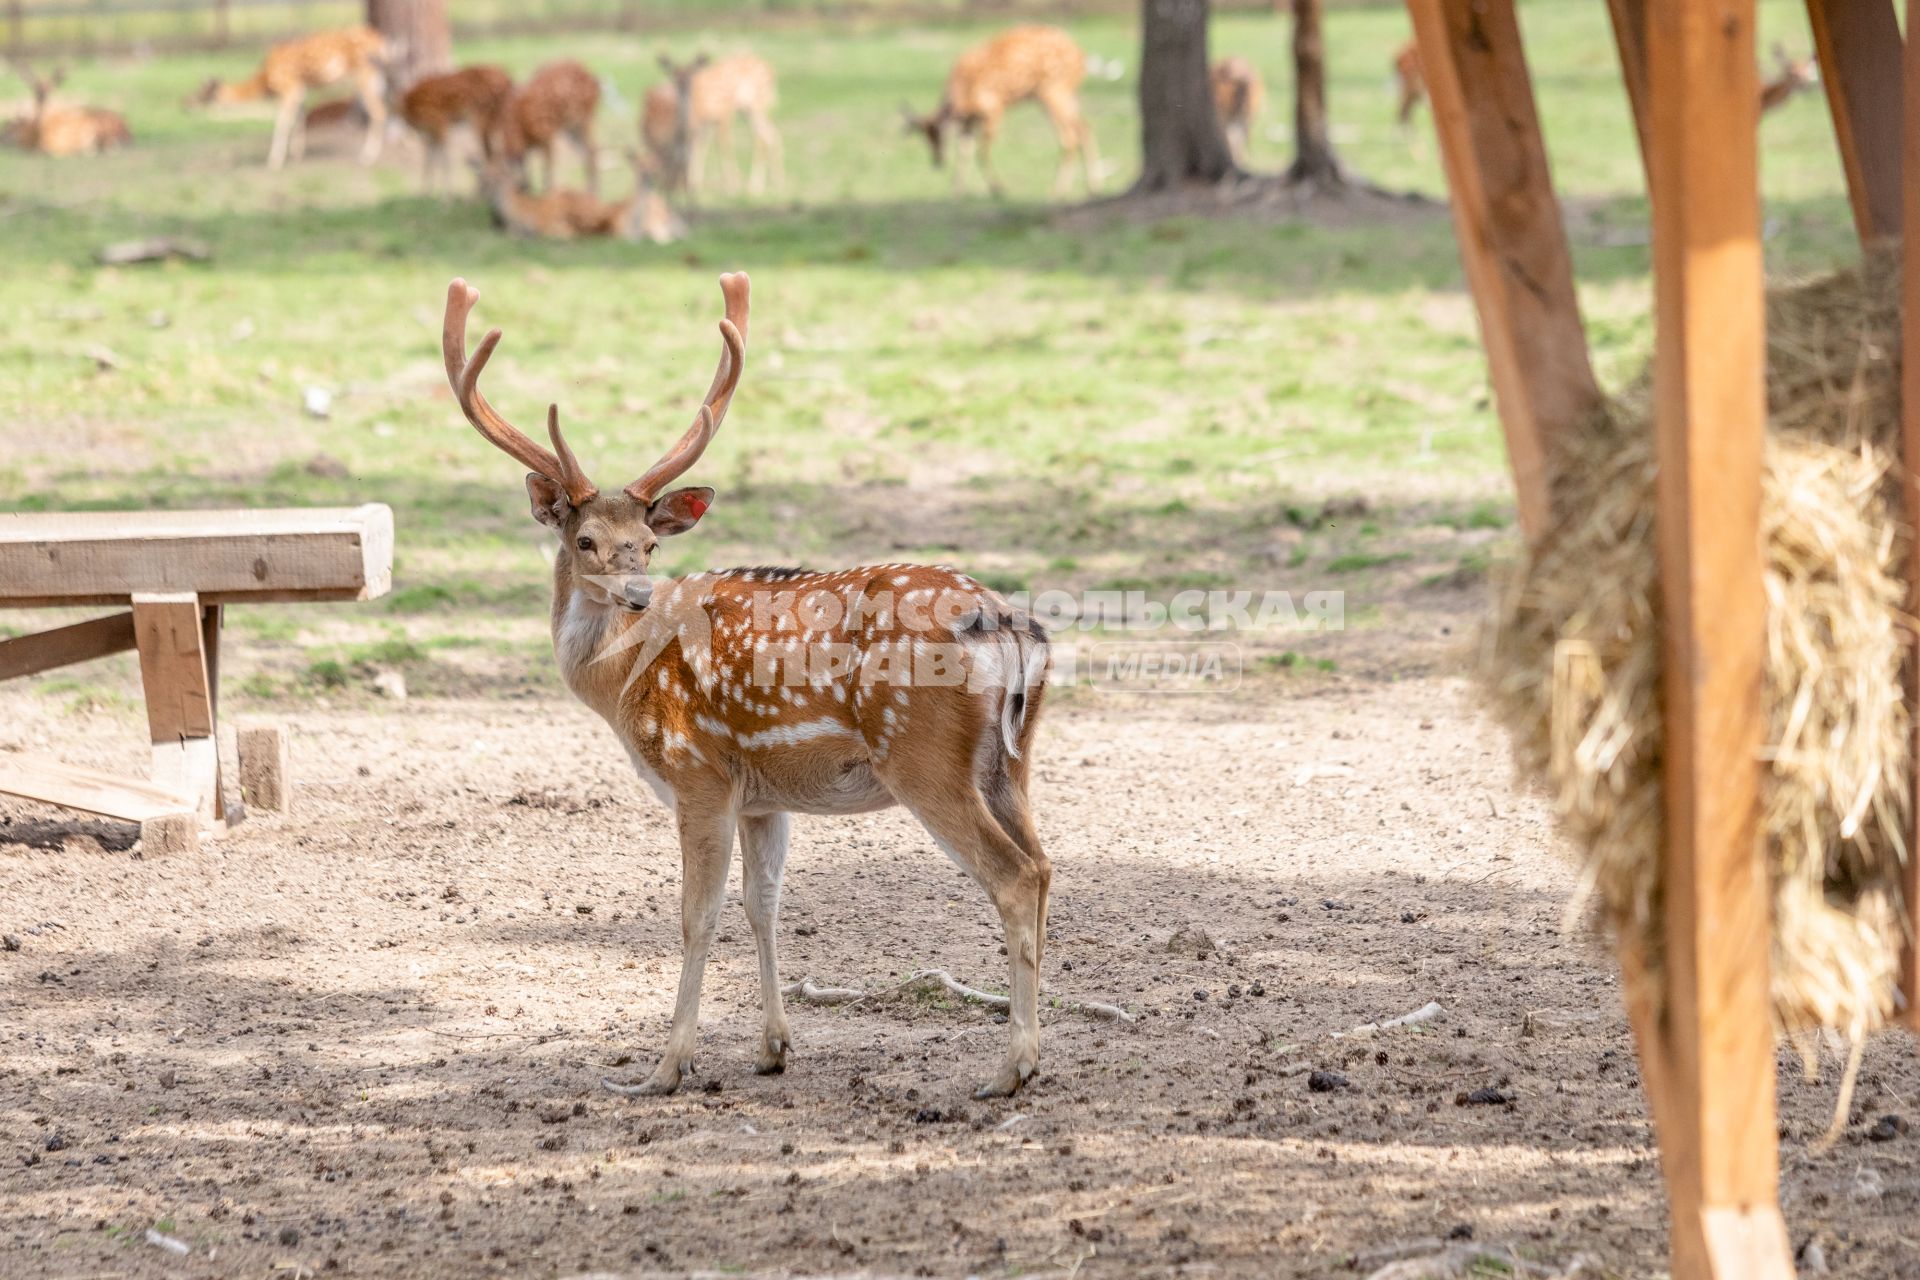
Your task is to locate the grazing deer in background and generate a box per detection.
[491,59,600,195]
[1392,37,1818,130]
[902,25,1100,198]
[1759,43,1820,112]
[400,64,514,194]
[193,25,387,169]
[6,62,129,156]
[1392,41,1425,131]
[474,151,682,242]
[440,274,1054,1098]
[1210,55,1264,167]
[641,53,784,197]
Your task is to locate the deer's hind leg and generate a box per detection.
[739,811,793,1074]
[881,753,1049,1099]
[1040,88,1095,195]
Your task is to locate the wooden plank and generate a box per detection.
[0,504,393,606]
[0,754,195,823]
[1900,0,1920,1027]
[133,592,221,824]
[0,611,135,682]
[1644,2,1792,1276]
[132,593,213,745]
[1604,0,1652,176]
[1404,0,1603,540]
[1805,0,1904,243]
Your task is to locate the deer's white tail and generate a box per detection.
[997,621,1050,761]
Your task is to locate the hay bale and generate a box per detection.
[1480,254,1910,1039]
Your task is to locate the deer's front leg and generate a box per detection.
[739,812,792,1074]
[610,798,736,1096]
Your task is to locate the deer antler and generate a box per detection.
[626,273,749,504]
[443,278,598,506]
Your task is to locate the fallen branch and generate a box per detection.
[97,236,211,266]
[783,969,1134,1024]
[1335,1001,1446,1038]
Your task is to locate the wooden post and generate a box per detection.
[1604,0,1652,175]
[131,592,223,826]
[1900,0,1920,1025]
[1805,0,1904,243]
[1642,1,1792,1276]
[1404,0,1603,540]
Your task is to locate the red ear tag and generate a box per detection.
[688,497,709,518]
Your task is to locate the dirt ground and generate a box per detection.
[5,597,1920,1279]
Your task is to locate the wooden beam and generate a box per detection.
[1404,0,1603,540]
[1604,0,1652,177]
[0,754,195,824]
[1645,2,1792,1276]
[0,612,135,682]
[1900,0,1920,1027]
[132,592,221,824]
[1805,0,1904,243]
[0,504,393,607]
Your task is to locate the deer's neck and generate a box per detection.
[549,562,642,723]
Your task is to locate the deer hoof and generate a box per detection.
[972,1061,1035,1100]
[601,1064,682,1097]
[754,1038,788,1076]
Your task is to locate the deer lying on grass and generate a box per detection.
[903,25,1100,198]
[401,64,513,194]
[474,151,682,242]
[1210,55,1264,167]
[440,274,1054,1098]
[6,63,129,156]
[193,25,387,169]
[641,53,784,196]
[1392,38,1819,129]
[491,59,600,195]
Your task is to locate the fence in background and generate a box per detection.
[4,0,1303,58]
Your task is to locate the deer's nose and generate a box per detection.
[622,577,654,610]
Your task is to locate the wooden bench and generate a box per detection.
[0,506,393,849]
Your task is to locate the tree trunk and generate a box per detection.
[366,0,450,92]
[1287,0,1343,184]
[1132,0,1238,192]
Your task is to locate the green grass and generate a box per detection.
[0,2,1857,701]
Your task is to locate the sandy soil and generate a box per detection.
[4,613,1920,1279]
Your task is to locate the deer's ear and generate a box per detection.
[526,473,571,528]
[647,486,714,536]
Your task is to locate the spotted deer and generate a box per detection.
[491,59,600,195]
[1210,55,1264,167]
[400,64,513,194]
[1759,43,1819,112]
[7,63,129,156]
[902,25,1100,197]
[642,53,784,196]
[440,274,1054,1098]
[193,25,387,169]
[474,151,682,243]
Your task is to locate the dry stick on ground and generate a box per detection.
[783,969,1135,1024]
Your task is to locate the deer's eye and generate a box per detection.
[576,535,595,553]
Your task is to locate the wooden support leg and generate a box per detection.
[237,723,292,813]
[131,592,223,827]
[1899,0,1920,1026]
[1604,0,1651,182]
[1645,3,1792,1276]
[1404,0,1603,540]
[1806,0,1904,245]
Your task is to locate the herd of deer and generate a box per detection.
[5,22,1826,224]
